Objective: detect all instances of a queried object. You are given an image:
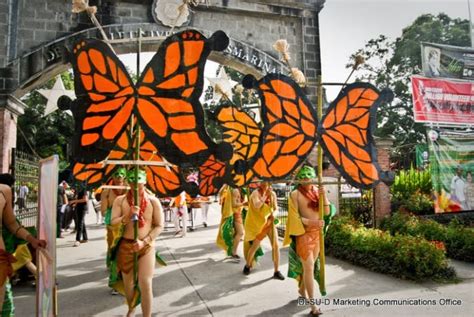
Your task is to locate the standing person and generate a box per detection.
[0,173,46,316]
[465,171,474,210]
[243,182,285,280]
[101,168,127,269]
[199,196,210,227]
[57,181,68,238]
[110,169,164,317]
[283,166,333,316]
[91,190,102,224]
[216,185,247,260]
[170,191,188,238]
[70,186,88,247]
[17,182,29,213]
[450,166,467,210]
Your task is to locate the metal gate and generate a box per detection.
[11,149,40,228]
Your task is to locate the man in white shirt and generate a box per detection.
[17,182,29,212]
[451,166,467,210]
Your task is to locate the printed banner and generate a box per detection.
[428,134,474,213]
[421,42,474,80]
[411,75,474,125]
[415,144,429,168]
[37,155,58,317]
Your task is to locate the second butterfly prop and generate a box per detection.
[210,75,394,191]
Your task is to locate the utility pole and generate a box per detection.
[468,0,474,47]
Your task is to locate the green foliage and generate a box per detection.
[350,14,469,167]
[381,212,474,262]
[340,191,373,226]
[403,193,434,215]
[391,166,434,215]
[392,166,432,198]
[18,72,75,161]
[327,217,457,281]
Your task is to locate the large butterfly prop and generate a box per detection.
[63,29,394,196]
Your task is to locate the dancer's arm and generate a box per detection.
[2,186,46,249]
[143,198,164,245]
[110,195,126,225]
[232,188,246,208]
[100,189,109,216]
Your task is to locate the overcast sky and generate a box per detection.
[320,0,471,99]
[120,0,471,100]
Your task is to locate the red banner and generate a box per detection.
[411,76,474,125]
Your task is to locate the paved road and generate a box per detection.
[13,203,474,316]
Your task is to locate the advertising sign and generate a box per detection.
[429,134,474,213]
[411,76,474,125]
[421,42,474,80]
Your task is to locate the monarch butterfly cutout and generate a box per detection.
[318,83,394,189]
[68,29,232,166]
[238,74,319,181]
[231,74,394,189]
[214,105,261,186]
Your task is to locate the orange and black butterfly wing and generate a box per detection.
[318,83,394,189]
[136,29,232,166]
[69,39,136,163]
[139,133,198,197]
[198,155,228,196]
[72,162,106,188]
[111,128,197,197]
[214,105,261,186]
[242,74,318,180]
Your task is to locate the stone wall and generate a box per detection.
[0,0,323,100]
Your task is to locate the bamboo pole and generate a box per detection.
[132,28,143,291]
[316,75,326,294]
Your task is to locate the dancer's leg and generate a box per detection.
[137,248,155,317]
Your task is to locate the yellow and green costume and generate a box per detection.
[243,197,275,267]
[105,207,121,268]
[216,187,235,256]
[283,197,335,296]
[1,221,36,317]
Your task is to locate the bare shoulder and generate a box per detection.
[113,194,127,205]
[0,184,11,197]
[148,195,162,207]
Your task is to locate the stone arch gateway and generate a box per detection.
[0,0,325,172]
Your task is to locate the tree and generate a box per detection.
[202,65,259,141]
[348,13,469,168]
[17,72,75,164]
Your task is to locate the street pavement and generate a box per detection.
[13,202,474,316]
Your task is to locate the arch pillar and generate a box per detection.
[373,138,393,227]
[0,95,25,173]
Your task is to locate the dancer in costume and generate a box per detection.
[101,167,127,295]
[216,185,247,260]
[0,174,46,316]
[283,166,335,316]
[198,196,210,227]
[242,182,285,280]
[170,191,188,238]
[110,169,164,317]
